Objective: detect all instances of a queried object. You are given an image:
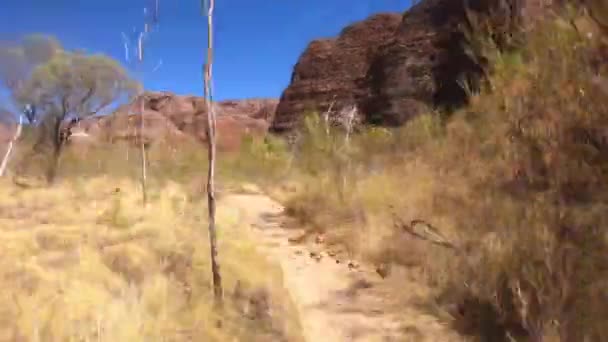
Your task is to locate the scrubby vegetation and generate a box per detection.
[1,57,302,339]
[0,149,303,341]
[0,35,139,184]
[3,2,608,342]
[238,7,608,342]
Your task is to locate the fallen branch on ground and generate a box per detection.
[390,210,460,251]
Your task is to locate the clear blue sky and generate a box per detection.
[0,0,411,100]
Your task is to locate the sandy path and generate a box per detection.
[220,187,463,342]
[220,190,407,342]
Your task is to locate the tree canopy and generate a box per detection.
[16,51,139,125]
[0,34,139,124]
[1,34,139,182]
[0,35,62,121]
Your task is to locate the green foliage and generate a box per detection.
[0,46,27,88]
[16,51,138,123]
[20,34,62,66]
[4,35,139,183]
[225,133,291,185]
[0,34,62,122]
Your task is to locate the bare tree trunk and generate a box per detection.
[46,144,62,185]
[46,116,67,185]
[139,95,148,206]
[204,0,223,306]
[0,114,23,177]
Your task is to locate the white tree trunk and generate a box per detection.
[139,95,148,205]
[0,115,23,177]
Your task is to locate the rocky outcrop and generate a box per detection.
[271,13,402,133]
[71,92,278,151]
[271,0,556,133]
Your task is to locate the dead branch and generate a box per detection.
[391,210,460,251]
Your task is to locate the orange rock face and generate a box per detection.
[68,92,278,152]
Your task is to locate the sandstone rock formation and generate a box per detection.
[271,0,556,133]
[70,92,278,151]
[272,13,402,133]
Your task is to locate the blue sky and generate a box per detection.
[1,0,411,100]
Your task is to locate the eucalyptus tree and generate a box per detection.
[13,46,138,183]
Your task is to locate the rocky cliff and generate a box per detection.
[70,92,278,151]
[271,0,555,133]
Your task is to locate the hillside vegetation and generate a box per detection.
[236,9,608,341]
[0,141,303,341]
[2,3,608,342]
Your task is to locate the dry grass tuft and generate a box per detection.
[255,8,608,341]
[0,175,302,341]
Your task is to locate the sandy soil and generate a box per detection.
[220,187,461,342]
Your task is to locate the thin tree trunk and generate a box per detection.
[204,0,223,306]
[46,145,62,185]
[0,114,23,177]
[139,95,148,206]
[46,117,66,185]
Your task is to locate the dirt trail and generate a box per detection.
[220,188,458,342]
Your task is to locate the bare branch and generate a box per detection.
[391,210,460,251]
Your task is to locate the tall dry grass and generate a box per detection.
[264,8,608,341]
[1,134,303,341]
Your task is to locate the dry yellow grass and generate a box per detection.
[257,10,608,341]
[0,176,302,341]
[4,4,607,342]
